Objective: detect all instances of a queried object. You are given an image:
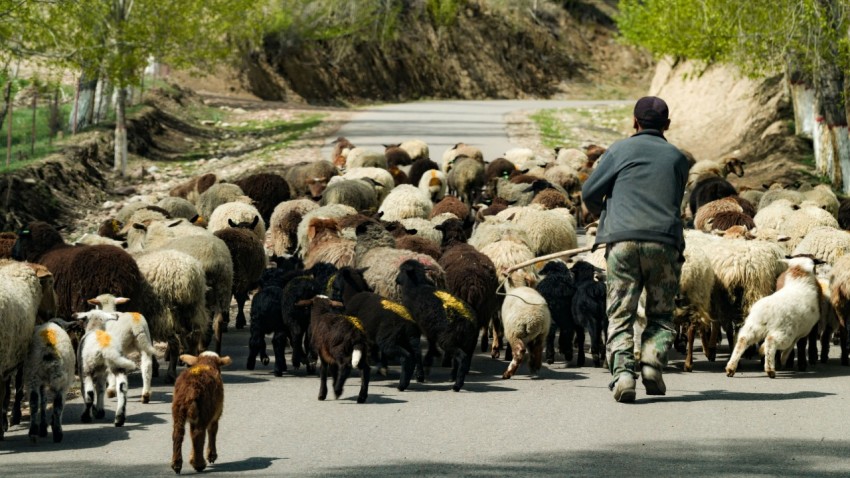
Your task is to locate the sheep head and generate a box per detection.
[12,222,64,262]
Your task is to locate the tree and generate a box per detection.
[618,0,850,192]
[31,0,260,176]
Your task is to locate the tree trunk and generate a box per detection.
[813,62,849,192]
[786,58,815,139]
[114,87,128,177]
[30,89,36,156]
[6,88,12,167]
[68,72,97,132]
[0,79,12,136]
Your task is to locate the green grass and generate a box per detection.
[0,101,74,172]
[530,104,633,149]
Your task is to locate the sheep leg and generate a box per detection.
[272,331,287,376]
[81,375,95,423]
[560,326,573,364]
[114,371,128,427]
[821,324,833,364]
[411,335,425,383]
[396,346,414,392]
[27,387,40,442]
[246,326,264,370]
[94,374,107,419]
[152,356,160,378]
[207,420,219,464]
[334,363,351,400]
[480,326,489,353]
[51,390,65,443]
[764,335,777,378]
[490,317,505,359]
[165,337,179,385]
[725,333,753,377]
[502,340,525,380]
[703,322,719,362]
[545,326,557,365]
[0,377,8,438]
[37,386,48,437]
[235,291,248,329]
[107,372,117,399]
[795,333,809,372]
[590,325,604,368]
[357,358,370,404]
[504,343,513,363]
[317,359,329,401]
[529,336,544,376]
[452,349,469,392]
[140,350,153,404]
[171,414,186,474]
[840,324,849,366]
[806,325,818,368]
[423,340,438,377]
[684,322,696,372]
[575,325,586,367]
[11,367,23,426]
[189,423,207,472]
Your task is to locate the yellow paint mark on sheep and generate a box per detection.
[326,274,337,296]
[111,220,121,234]
[344,315,365,333]
[381,299,414,322]
[433,291,475,323]
[96,330,111,348]
[130,312,143,323]
[189,365,211,375]
[40,328,57,347]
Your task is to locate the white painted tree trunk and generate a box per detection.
[813,61,850,193]
[788,83,815,139]
[114,87,128,177]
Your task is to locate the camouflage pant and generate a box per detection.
[605,241,682,383]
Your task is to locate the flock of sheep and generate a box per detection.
[2,135,850,472]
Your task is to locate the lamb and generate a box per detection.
[0,260,42,441]
[207,202,267,242]
[396,260,477,391]
[478,237,537,287]
[336,167,395,203]
[335,266,421,389]
[169,173,218,203]
[535,261,578,365]
[171,351,232,474]
[441,143,484,172]
[269,198,320,256]
[571,261,608,368]
[792,226,850,265]
[157,196,200,221]
[725,257,822,378]
[196,183,251,219]
[377,184,432,221]
[531,188,571,210]
[706,211,756,232]
[12,222,143,319]
[399,139,430,162]
[307,296,370,403]
[75,309,137,426]
[500,277,551,379]
[673,242,717,372]
[214,217,268,331]
[87,294,158,403]
[343,148,387,170]
[829,255,850,350]
[24,321,75,443]
[233,173,291,226]
[246,268,291,376]
[418,168,448,202]
[435,219,500,355]
[447,156,485,206]
[409,157,441,187]
[283,160,338,199]
[320,178,379,213]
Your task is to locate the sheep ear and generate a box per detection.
[190,215,202,224]
[434,223,445,231]
[55,225,67,232]
[228,218,238,228]
[777,235,791,242]
[357,267,369,275]
[554,147,563,154]
[180,354,199,366]
[218,356,233,367]
[115,297,130,304]
[167,220,183,228]
[251,216,259,229]
[87,298,101,306]
[132,223,147,231]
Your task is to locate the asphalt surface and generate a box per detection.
[4,100,850,477]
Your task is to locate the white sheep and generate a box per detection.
[399,139,430,161]
[74,233,126,248]
[207,201,266,242]
[269,198,320,256]
[758,188,804,211]
[296,204,358,258]
[157,196,199,220]
[500,279,551,379]
[24,321,75,443]
[75,310,137,426]
[399,217,442,245]
[337,167,395,203]
[792,226,850,265]
[377,184,432,222]
[0,259,41,440]
[725,257,822,378]
[441,143,484,172]
[87,294,159,404]
[504,147,536,167]
[344,147,387,170]
[418,168,448,202]
[495,205,578,256]
[196,183,251,218]
[802,184,840,217]
[468,217,533,251]
[554,147,587,170]
[478,238,537,287]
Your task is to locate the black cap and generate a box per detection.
[634,96,669,129]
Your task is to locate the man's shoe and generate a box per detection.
[612,374,636,403]
[641,364,666,396]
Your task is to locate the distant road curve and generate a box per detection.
[322,99,632,161]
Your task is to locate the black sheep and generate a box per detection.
[308,296,370,403]
[247,268,290,376]
[233,173,291,227]
[408,157,440,188]
[536,261,578,365]
[571,260,608,368]
[838,197,850,230]
[280,270,323,374]
[396,260,477,392]
[689,177,737,217]
[213,216,267,331]
[335,267,422,389]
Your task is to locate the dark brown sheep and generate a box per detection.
[388,165,409,186]
[385,145,413,168]
[0,232,17,258]
[213,217,267,334]
[731,195,757,218]
[408,158,440,187]
[330,136,354,168]
[169,173,217,201]
[429,195,470,222]
[171,352,231,474]
[485,158,516,184]
[97,219,125,240]
[12,222,142,319]
[308,296,370,403]
[840,198,850,230]
[233,173,291,226]
[708,210,756,232]
[396,235,441,261]
[531,188,570,210]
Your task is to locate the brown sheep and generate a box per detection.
[330,136,354,168]
[429,195,470,222]
[0,232,17,258]
[232,173,291,227]
[385,144,413,168]
[531,188,570,210]
[171,351,232,474]
[169,173,218,202]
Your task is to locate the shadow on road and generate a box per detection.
[308,439,850,477]
[640,389,835,404]
[208,456,280,473]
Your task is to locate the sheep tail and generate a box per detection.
[104,347,137,372]
[352,346,364,368]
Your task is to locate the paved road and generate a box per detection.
[4,100,850,477]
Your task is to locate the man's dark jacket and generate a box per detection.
[581,129,689,253]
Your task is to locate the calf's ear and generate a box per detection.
[180,354,199,366]
[218,356,233,367]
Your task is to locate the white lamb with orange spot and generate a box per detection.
[418,169,447,202]
[87,293,159,404]
[24,321,75,443]
[725,256,822,378]
[75,309,137,426]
